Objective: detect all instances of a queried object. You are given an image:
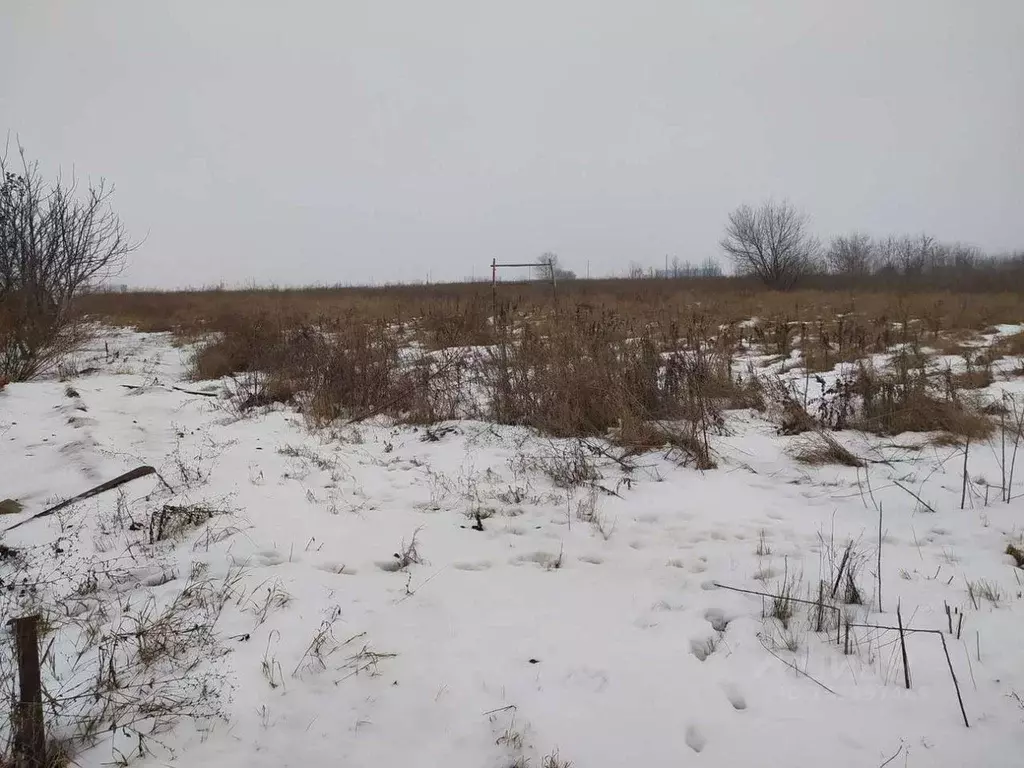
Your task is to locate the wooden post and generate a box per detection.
[9,615,46,768]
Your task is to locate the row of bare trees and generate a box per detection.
[1,144,132,380]
[720,199,1021,290]
[824,232,992,278]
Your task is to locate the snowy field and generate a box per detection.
[3,326,1024,767]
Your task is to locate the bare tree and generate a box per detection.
[535,252,575,281]
[874,234,935,277]
[719,200,820,289]
[1,144,133,380]
[825,232,876,276]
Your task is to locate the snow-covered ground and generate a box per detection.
[2,327,1024,767]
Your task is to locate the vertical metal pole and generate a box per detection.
[491,258,497,321]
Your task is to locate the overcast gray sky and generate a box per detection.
[2,1,1022,287]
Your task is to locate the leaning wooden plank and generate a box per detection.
[2,466,156,533]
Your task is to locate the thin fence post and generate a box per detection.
[897,602,911,690]
[9,614,46,768]
[491,258,497,322]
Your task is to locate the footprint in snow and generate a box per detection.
[685,724,707,753]
[254,550,286,566]
[511,551,560,568]
[689,634,719,662]
[704,607,735,632]
[721,682,747,711]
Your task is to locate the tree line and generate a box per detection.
[719,199,1023,290]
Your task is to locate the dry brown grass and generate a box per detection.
[854,376,994,439]
[480,310,754,467]
[74,280,1021,447]
[79,280,1024,342]
[998,330,1024,358]
[1007,542,1024,568]
[951,368,994,390]
[791,431,865,467]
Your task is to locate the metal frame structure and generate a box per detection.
[489,257,556,318]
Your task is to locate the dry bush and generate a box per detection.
[418,297,493,349]
[188,312,294,381]
[852,360,993,439]
[839,348,991,438]
[1006,542,1024,568]
[301,321,417,425]
[791,431,864,467]
[951,368,994,390]
[2,147,133,382]
[761,377,818,435]
[225,371,297,413]
[526,440,602,489]
[612,416,717,470]
[480,309,748,458]
[999,330,1024,358]
[148,503,225,544]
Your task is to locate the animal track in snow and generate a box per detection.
[689,634,719,661]
[511,551,561,568]
[685,724,707,753]
[704,607,734,632]
[578,554,604,565]
[256,550,286,566]
[721,682,747,710]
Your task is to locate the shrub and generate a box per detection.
[853,359,993,439]
[1,146,133,381]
